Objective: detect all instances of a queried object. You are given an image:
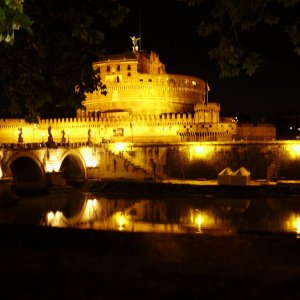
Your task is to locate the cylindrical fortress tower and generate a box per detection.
[82,50,207,116]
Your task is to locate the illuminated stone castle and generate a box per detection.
[77,40,237,143]
[0,38,275,145]
[0,39,285,189]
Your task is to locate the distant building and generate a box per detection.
[237,123,276,141]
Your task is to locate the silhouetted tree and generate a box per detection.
[0,0,128,121]
[179,0,300,77]
[0,0,32,44]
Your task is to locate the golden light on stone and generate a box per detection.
[0,166,2,179]
[45,156,60,172]
[189,144,213,160]
[292,144,300,153]
[82,149,97,168]
[112,142,127,153]
[287,143,300,159]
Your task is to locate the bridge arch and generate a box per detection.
[5,152,46,192]
[59,149,87,186]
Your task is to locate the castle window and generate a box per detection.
[140,78,143,81]
[117,65,120,71]
[148,79,152,82]
[128,72,131,76]
[127,65,131,71]
[116,76,120,83]
[107,65,110,72]
[202,125,204,128]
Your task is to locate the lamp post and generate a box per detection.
[130,123,133,143]
[67,131,70,143]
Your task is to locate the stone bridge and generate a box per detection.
[0,142,163,192]
[0,143,96,192]
[1,139,300,192]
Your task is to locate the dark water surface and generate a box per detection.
[1,186,300,236]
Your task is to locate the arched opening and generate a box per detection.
[9,157,46,193]
[60,154,86,186]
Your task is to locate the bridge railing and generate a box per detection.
[0,141,98,150]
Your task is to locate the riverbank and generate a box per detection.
[84,178,300,199]
[1,224,300,299]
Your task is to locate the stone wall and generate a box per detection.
[237,123,276,141]
[91,141,300,181]
[0,114,237,144]
[162,141,300,180]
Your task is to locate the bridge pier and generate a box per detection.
[46,172,67,187]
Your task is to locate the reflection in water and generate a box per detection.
[17,191,300,236]
[41,195,236,234]
[45,211,65,227]
[285,213,300,235]
[190,209,220,233]
[42,198,100,227]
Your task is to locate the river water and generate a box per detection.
[1,186,300,236]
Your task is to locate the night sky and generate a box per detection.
[104,0,300,122]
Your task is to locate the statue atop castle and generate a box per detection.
[130,35,140,52]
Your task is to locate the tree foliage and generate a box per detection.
[179,0,300,77]
[0,0,128,121]
[0,0,32,44]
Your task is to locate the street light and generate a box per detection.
[130,123,133,143]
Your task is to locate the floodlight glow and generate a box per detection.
[45,156,60,172]
[113,142,127,153]
[287,144,300,158]
[82,149,98,167]
[285,214,300,234]
[189,144,213,160]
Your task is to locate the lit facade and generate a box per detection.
[0,43,275,145]
[77,47,237,143]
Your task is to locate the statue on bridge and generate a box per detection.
[17,128,23,143]
[61,129,66,143]
[46,125,55,147]
[87,128,92,145]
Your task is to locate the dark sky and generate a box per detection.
[103,0,300,122]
